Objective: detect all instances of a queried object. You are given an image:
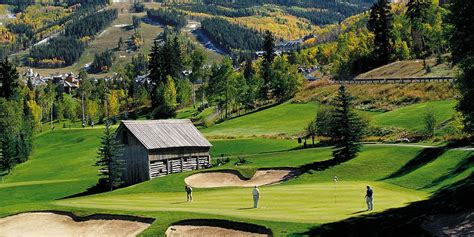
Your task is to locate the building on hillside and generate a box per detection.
[115,120,212,185]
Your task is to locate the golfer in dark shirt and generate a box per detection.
[185,185,193,202]
[365,186,373,211]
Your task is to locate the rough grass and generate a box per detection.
[356,58,460,79]
[295,80,458,112]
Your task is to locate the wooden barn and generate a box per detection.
[115,120,212,185]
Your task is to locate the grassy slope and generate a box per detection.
[202,102,319,137]
[201,99,456,138]
[356,58,459,79]
[372,100,457,130]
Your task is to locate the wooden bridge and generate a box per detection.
[337,77,455,84]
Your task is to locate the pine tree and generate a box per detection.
[148,39,163,104]
[448,0,474,133]
[448,0,474,64]
[243,57,255,81]
[330,85,366,161]
[368,0,394,65]
[96,121,125,191]
[260,31,275,99]
[0,58,20,100]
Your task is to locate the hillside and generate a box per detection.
[356,58,460,79]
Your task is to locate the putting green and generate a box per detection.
[56,181,427,224]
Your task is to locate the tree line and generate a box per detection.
[201,17,264,54]
[0,59,34,174]
[146,8,187,30]
[173,3,257,17]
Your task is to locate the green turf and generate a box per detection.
[1,116,472,236]
[210,138,299,157]
[372,100,457,131]
[202,102,319,137]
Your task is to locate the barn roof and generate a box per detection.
[119,120,212,150]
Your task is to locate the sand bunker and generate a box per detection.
[0,212,151,237]
[166,225,268,237]
[185,169,298,188]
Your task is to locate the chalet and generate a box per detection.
[116,120,212,185]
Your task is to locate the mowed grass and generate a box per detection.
[372,100,457,130]
[1,120,473,236]
[0,128,101,211]
[56,182,426,224]
[210,138,299,157]
[202,102,319,137]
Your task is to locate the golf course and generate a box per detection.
[0,98,472,236]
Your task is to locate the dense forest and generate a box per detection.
[146,8,187,30]
[173,4,257,18]
[29,8,118,67]
[201,17,264,54]
[197,0,375,9]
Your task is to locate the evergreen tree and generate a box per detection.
[330,85,366,161]
[368,0,394,65]
[96,121,124,191]
[448,0,474,64]
[243,57,255,81]
[0,58,20,100]
[148,39,164,103]
[170,36,184,79]
[448,0,474,133]
[117,37,123,50]
[261,31,275,99]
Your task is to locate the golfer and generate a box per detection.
[185,185,193,202]
[365,186,373,211]
[252,186,260,208]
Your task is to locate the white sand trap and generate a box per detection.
[0,212,150,237]
[185,169,298,188]
[166,225,268,237]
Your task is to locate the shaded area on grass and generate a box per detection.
[424,154,474,189]
[303,173,474,236]
[383,147,446,180]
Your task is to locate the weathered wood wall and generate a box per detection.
[116,128,150,185]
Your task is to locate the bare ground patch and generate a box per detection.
[0,212,152,237]
[185,169,299,188]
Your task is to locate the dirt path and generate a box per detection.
[0,212,150,237]
[185,169,298,188]
[166,225,268,237]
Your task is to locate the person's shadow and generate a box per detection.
[349,210,368,215]
[171,201,187,205]
[237,207,254,210]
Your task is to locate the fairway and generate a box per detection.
[202,102,319,137]
[372,100,457,130]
